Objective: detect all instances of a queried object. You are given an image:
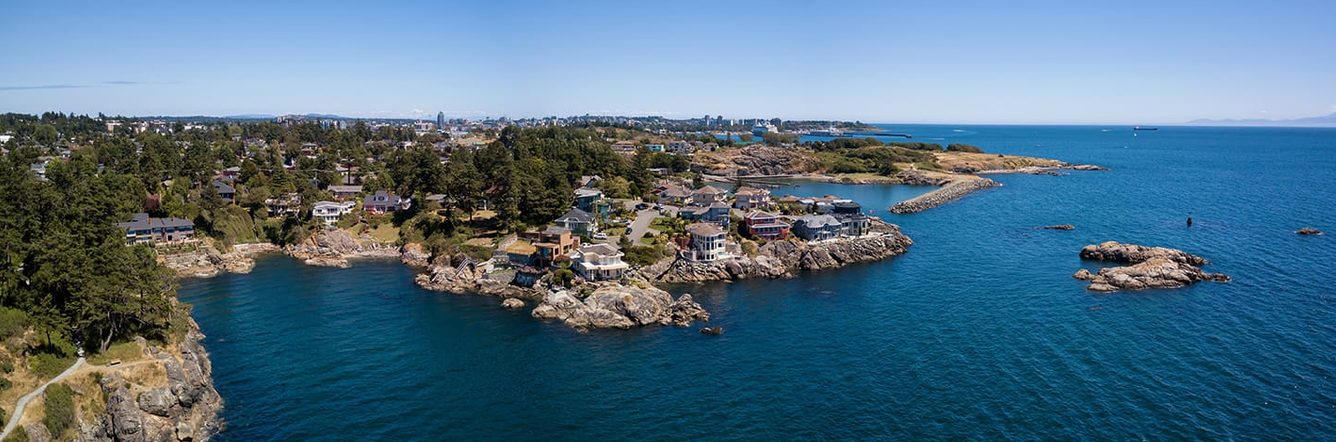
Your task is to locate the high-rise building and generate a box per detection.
[436,111,445,130]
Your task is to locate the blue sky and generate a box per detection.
[2,0,1334,124]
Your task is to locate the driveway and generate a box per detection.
[626,208,662,241]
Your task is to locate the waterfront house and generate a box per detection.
[117,213,195,244]
[520,226,581,266]
[328,185,363,201]
[733,186,772,210]
[553,208,598,236]
[571,243,629,281]
[505,240,538,266]
[364,190,411,214]
[799,195,853,214]
[690,185,727,206]
[265,192,302,216]
[792,214,843,241]
[831,201,870,237]
[685,222,728,262]
[744,211,791,240]
[312,201,356,226]
[513,266,544,287]
[212,180,236,202]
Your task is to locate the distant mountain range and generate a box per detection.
[1188,112,1336,127]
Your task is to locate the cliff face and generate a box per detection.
[284,228,398,267]
[79,317,222,442]
[654,220,913,283]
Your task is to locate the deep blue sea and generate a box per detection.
[180,125,1336,440]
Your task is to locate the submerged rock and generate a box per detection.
[1297,227,1323,236]
[700,327,724,336]
[1042,224,1075,230]
[1074,242,1228,292]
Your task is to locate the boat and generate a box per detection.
[751,122,778,136]
[1133,126,1159,131]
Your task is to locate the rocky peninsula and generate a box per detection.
[889,177,1000,214]
[650,219,913,283]
[530,281,709,331]
[160,242,280,278]
[1073,241,1230,292]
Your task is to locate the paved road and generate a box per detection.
[2,357,85,439]
[626,208,661,241]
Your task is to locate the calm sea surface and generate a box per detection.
[180,125,1336,440]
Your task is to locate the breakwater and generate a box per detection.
[889,178,1000,214]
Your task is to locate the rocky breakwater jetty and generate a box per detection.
[79,317,222,442]
[889,177,1000,214]
[284,228,399,268]
[655,219,912,283]
[531,280,709,331]
[160,242,279,278]
[1072,241,1230,292]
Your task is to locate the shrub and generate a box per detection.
[889,141,943,151]
[30,353,75,378]
[624,245,667,266]
[946,143,984,153]
[0,376,10,392]
[0,307,30,340]
[4,425,26,442]
[42,383,75,437]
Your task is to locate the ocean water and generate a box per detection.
[180,125,1336,440]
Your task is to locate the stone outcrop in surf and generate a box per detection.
[1072,241,1229,292]
[889,178,1000,214]
[1296,227,1323,236]
[530,281,709,331]
[284,228,398,268]
[415,258,543,301]
[653,219,912,283]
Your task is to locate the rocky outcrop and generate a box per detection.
[1297,227,1323,236]
[1041,224,1075,230]
[654,219,913,283]
[530,281,709,331]
[1073,241,1229,292]
[284,228,398,268]
[889,178,1000,214]
[400,242,432,267]
[160,242,279,278]
[894,170,950,186]
[501,298,526,310]
[415,259,544,301]
[80,317,221,442]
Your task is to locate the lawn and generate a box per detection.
[362,223,401,244]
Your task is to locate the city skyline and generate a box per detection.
[2,0,1334,124]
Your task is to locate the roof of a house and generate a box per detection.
[660,185,692,198]
[328,185,363,193]
[693,185,726,196]
[578,243,622,258]
[735,186,769,196]
[686,222,725,237]
[574,187,603,198]
[542,225,572,236]
[212,180,235,194]
[364,190,403,205]
[505,240,538,255]
[746,211,779,220]
[556,208,595,223]
[118,213,194,231]
[796,214,842,229]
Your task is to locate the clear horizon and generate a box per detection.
[2,0,1334,124]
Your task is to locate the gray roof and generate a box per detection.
[328,185,363,193]
[556,208,595,223]
[212,180,235,194]
[118,213,194,231]
[796,214,841,229]
[686,222,725,237]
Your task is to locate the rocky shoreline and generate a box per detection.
[160,242,280,278]
[283,228,400,268]
[1073,241,1230,292]
[530,281,709,331]
[889,178,1000,214]
[78,315,222,442]
[651,219,913,283]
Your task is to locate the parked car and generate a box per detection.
[635,203,649,210]
[593,232,609,240]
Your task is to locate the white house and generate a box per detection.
[685,222,728,262]
[571,243,629,281]
[312,201,356,226]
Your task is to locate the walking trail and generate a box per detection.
[1,357,85,439]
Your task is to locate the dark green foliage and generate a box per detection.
[889,141,944,151]
[0,307,30,340]
[946,143,984,153]
[623,245,667,267]
[817,146,938,175]
[42,383,75,437]
[761,132,799,145]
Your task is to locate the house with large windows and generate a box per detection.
[744,211,790,240]
[571,243,629,281]
[313,201,356,226]
[685,222,728,262]
[117,213,195,244]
